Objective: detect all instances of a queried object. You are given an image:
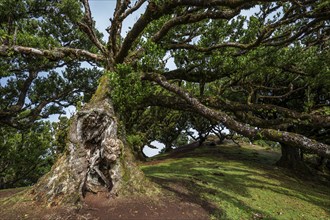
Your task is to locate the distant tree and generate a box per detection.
[0,121,53,189]
[211,124,229,144]
[173,132,189,148]
[185,113,213,146]
[154,110,188,152]
[51,116,70,156]
[126,107,188,153]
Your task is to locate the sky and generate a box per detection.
[4,1,257,157]
[89,0,146,40]
[78,0,253,156]
[33,1,160,157]
[88,1,166,157]
[4,1,258,156]
[86,1,252,156]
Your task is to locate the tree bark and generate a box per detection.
[276,144,308,171]
[316,157,330,172]
[30,76,157,206]
[144,73,330,158]
[164,144,173,153]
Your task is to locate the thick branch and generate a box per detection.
[107,0,130,57]
[10,71,38,112]
[166,2,326,54]
[163,68,228,83]
[152,8,240,43]
[142,94,192,111]
[172,0,257,8]
[79,0,107,54]
[143,73,330,158]
[120,0,147,21]
[115,2,170,63]
[207,98,330,128]
[233,111,290,130]
[107,0,147,57]
[115,0,255,63]
[0,45,105,62]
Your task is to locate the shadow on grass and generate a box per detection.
[142,144,330,219]
[151,175,278,219]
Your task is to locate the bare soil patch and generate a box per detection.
[0,188,26,199]
[0,188,210,220]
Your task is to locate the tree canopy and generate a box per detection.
[0,0,102,128]
[0,0,330,203]
[1,0,330,155]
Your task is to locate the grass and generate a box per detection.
[0,187,31,205]
[141,142,330,220]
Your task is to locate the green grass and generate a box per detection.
[0,187,30,205]
[141,143,330,220]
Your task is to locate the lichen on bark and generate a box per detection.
[30,78,159,206]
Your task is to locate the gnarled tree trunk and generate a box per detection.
[276,143,308,171]
[30,77,157,205]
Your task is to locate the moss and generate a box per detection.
[60,191,81,206]
[0,187,31,206]
[270,129,283,138]
[116,144,162,197]
[142,142,330,219]
[260,129,283,142]
[90,75,110,104]
[29,151,82,206]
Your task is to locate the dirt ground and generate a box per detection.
[0,187,210,220]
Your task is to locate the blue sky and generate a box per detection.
[86,1,254,156]
[89,0,146,41]
[5,1,257,157]
[88,0,257,41]
[88,1,165,157]
[87,1,252,156]
[89,0,115,41]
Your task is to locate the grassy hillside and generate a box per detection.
[141,141,330,220]
[1,141,329,220]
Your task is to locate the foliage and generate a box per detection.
[132,108,188,152]
[0,0,329,200]
[0,119,69,189]
[109,64,153,121]
[109,65,189,153]
[0,0,103,128]
[252,139,281,148]
[185,113,213,144]
[126,133,146,158]
[0,0,102,186]
[173,132,189,147]
[51,116,70,155]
